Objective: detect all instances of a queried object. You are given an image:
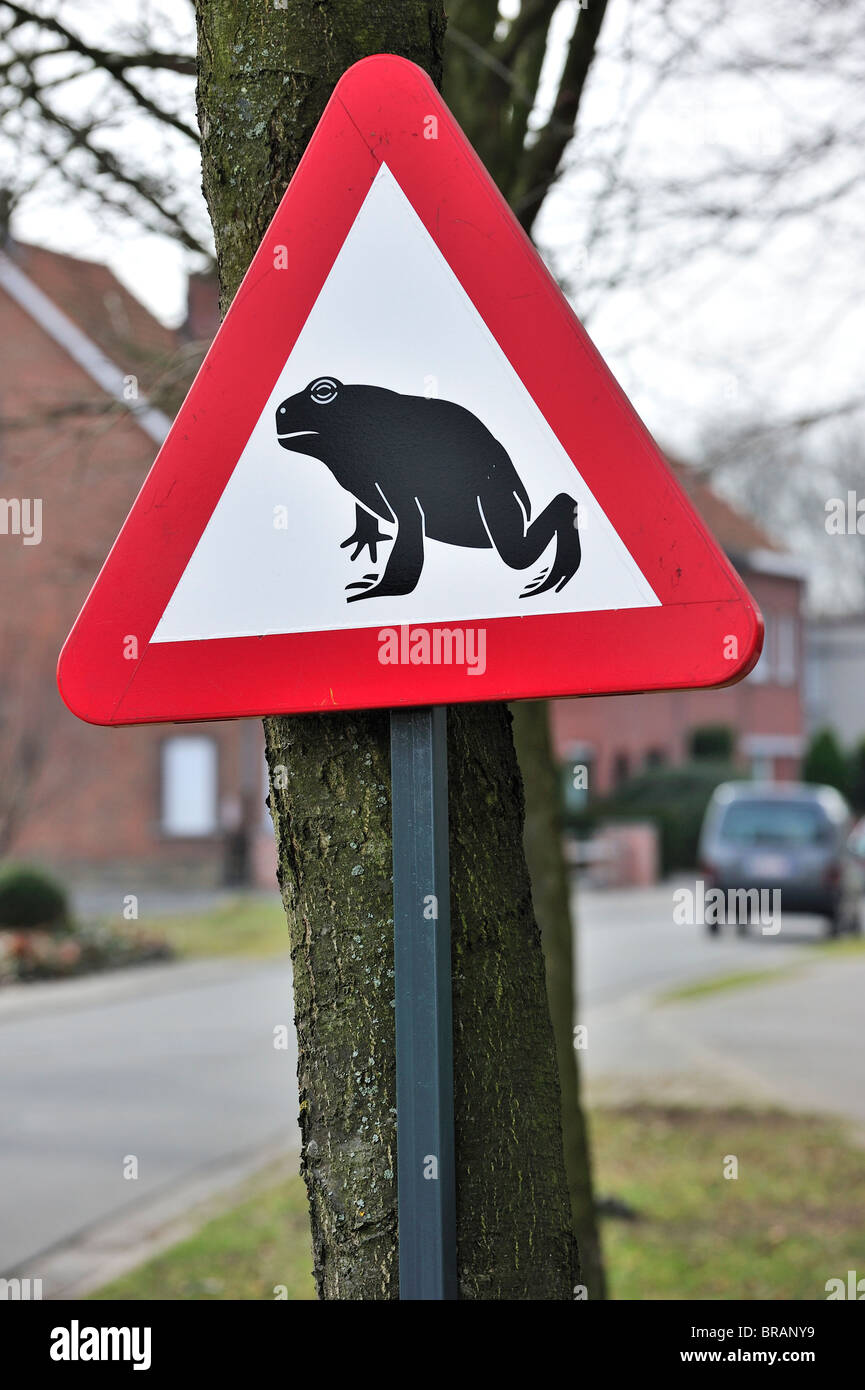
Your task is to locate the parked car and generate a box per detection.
[698,782,864,937]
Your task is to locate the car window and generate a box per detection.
[718,799,831,847]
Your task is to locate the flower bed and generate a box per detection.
[0,922,174,984]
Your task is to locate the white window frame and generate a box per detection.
[749,614,772,684]
[775,614,797,685]
[160,736,219,837]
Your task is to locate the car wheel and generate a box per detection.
[705,919,720,937]
[826,911,842,939]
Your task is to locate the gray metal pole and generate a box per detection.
[390,705,457,1300]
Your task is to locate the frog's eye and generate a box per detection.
[309,377,340,405]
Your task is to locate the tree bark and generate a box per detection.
[510,701,607,1300]
[444,3,611,1300]
[194,0,577,1300]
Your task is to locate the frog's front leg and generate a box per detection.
[340,504,392,563]
[346,498,424,602]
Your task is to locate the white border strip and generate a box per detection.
[0,250,173,445]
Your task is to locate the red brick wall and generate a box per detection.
[551,569,804,792]
[0,280,263,885]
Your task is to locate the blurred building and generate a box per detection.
[551,468,807,791]
[0,237,277,889]
[805,615,865,747]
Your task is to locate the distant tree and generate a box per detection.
[802,728,849,799]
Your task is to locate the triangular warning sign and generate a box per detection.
[58,55,762,725]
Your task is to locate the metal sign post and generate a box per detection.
[390,705,457,1300]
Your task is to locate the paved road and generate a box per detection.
[1,881,860,1279]
[577,879,824,1008]
[577,882,865,1126]
[0,956,298,1276]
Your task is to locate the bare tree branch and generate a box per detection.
[510,0,610,234]
[1,3,195,74]
[1,2,198,138]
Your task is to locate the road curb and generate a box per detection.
[8,1133,301,1300]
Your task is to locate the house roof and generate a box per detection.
[0,240,207,426]
[668,458,781,555]
[8,241,178,377]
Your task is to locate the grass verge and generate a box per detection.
[594,1104,865,1300]
[660,931,865,1003]
[659,966,799,1003]
[90,1105,865,1301]
[90,1164,314,1301]
[118,898,290,961]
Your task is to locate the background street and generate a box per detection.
[2,883,862,1280]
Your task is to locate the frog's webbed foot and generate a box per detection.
[346,572,381,598]
[340,506,392,563]
[522,565,551,597]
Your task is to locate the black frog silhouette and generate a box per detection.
[275,376,581,603]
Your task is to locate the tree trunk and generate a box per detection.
[443,2,610,1301]
[194,0,577,1301]
[510,701,607,1300]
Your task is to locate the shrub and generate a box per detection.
[802,728,849,798]
[689,724,735,762]
[0,865,70,930]
[565,761,742,874]
[847,738,865,815]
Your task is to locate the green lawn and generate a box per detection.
[595,1105,865,1300]
[90,1162,315,1301]
[91,1105,865,1300]
[121,897,291,960]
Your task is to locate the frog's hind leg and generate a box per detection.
[479,488,581,597]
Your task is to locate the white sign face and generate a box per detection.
[152,163,658,644]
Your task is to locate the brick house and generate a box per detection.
[0,237,276,889]
[551,468,807,791]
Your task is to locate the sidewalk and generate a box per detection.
[583,951,865,1140]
